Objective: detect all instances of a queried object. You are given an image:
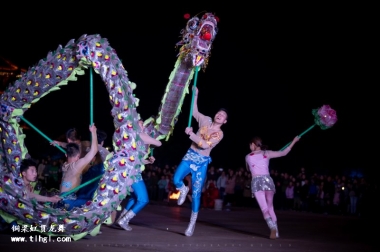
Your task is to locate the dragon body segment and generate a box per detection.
[0,34,144,237]
[145,13,218,140]
[0,12,218,238]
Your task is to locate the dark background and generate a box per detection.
[0,3,375,178]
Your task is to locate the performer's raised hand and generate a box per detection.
[89,123,97,133]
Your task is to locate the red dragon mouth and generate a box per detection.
[177,13,218,68]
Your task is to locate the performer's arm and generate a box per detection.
[28,191,61,203]
[140,132,162,147]
[245,155,250,173]
[266,136,300,159]
[188,131,224,150]
[138,120,162,147]
[51,140,67,148]
[76,125,98,172]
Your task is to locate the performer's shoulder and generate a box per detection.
[199,115,212,125]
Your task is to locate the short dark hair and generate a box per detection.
[20,159,37,173]
[97,130,107,143]
[66,128,80,142]
[217,108,228,119]
[66,143,81,158]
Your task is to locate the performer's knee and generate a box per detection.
[261,207,269,216]
[126,197,136,205]
[173,174,183,188]
[139,198,149,208]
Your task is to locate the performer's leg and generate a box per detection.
[265,191,277,222]
[190,164,208,213]
[173,160,191,188]
[185,163,208,237]
[254,191,270,219]
[173,160,191,205]
[265,190,279,238]
[118,181,147,231]
[254,191,276,239]
[129,180,149,214]
[125,193,137,211]
[116,188,137,224]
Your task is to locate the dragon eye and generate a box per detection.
[187,17,199,31]
[183,34,190,43]
[188,20,198,30]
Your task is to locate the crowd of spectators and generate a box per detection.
[32,155,376,218]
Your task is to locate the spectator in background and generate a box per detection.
[285,181,295,210]
[217,170,227,201]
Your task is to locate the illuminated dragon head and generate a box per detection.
[177,12,219,68]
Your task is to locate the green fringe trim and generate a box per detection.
[0,209,17,223]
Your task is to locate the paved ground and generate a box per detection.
[0,200,374,252]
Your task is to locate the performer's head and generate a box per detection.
[97,130,107,146]
[213,108,228,125]
[66,128,81,144]
[66,142,81,160]
[20,159,38,183]
[249,136,268,151]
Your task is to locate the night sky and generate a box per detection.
[0,4,374,178]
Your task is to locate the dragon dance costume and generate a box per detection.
[0,24,218,236]
[0,13,220,238]
[173,114,223,236]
